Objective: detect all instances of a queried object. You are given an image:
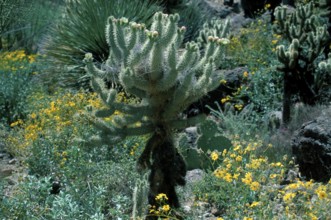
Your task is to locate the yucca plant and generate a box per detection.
[44,0,161,89]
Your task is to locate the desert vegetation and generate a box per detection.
[1,0,331,219]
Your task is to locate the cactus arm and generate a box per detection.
[106,17,123,62]
[319,53,331,72]
[161,14,179,45]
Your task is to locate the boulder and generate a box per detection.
[292,113,331,182]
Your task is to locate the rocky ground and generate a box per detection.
[0,142,27,197]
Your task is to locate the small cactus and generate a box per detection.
[273,2,330,124]
[196,19,230,48]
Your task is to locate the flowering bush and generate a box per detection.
[190,136,331,219]
[0,50,39,125]
[3,89,146,219]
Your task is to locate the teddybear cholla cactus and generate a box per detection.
[196,19,230,48]
[83,12,224,209]
[273,2,330,124]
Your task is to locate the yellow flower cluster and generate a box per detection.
[212,138,284,194]
[221,95,231,104]
[0,50,38,72]
[207,135,331,219]
[149,193,172,217]
[8,91,103,156]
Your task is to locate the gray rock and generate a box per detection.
[0,168,14,179]
[185,169,205,183]
[292,114,331,182]
[8,159,17,165]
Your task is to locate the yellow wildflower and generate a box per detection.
[220,79,227,84]
[224,173,233,182]
[222,149,227,157]
[234,104,243,111]
[211,151,219,161]
[235,155,242,162]
[243,71,249,78]
[315,187,327,199]
[162,204,170,212]
[250,201,260,208]
[155,193,168,201]
[250,181,260,191]
[283,192,296,203]
[214,168,226,178]
[242,172,253,185]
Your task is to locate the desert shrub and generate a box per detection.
[226,19,276,68]
[0,176,55,219]
[4,88,147,218]
[0,157,141,219]
[214,19,283,129]
[189,136,331,219]
[44,0,161,89]
[7,90,102,157]
[0,50,40,125]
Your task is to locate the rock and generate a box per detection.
[0,167,15,179]
[202,0,240,18]
[292,113,331,182]
[185,169,205,183]
[6,177,17,185]
[186,66,249,117]
[8,159,17,165]
[266,111,282,130]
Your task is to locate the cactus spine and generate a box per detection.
[273,2,330,124]
[83,12,225,212]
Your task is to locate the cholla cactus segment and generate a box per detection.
[273,2,329,70]
[196,18,230,47]
[319,53,331,72]
[276,39,299,69]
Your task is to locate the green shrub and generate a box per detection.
[188,136,331,219]
[44,0,161,89]
[5,87,146,218]
[226,19,276,68]
[0,50,39,125]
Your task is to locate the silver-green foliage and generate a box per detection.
[273,2,330,123]
[274,2,329,70]
[82,12,225,146]
[196,19,230,48]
